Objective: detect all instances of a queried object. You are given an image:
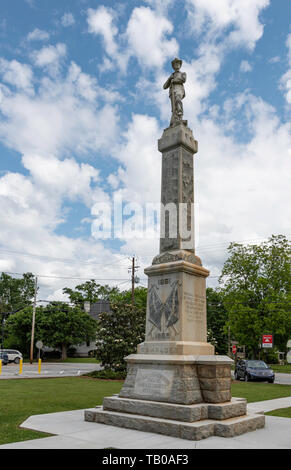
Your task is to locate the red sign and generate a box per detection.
[232,345,237,354]
[262,335,273,348]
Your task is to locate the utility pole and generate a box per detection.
[129,256,140,306]
[30,276,38,364]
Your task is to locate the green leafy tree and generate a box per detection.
[0,272,35,313]
[0,272,36,348]
[113,287,148,309]
[206,287,228,354]
[219,235,291,358]
[63,280,119,307]
[95,298,146,371]
[4,307,42,354]
[37,302,97,360]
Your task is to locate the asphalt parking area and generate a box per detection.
[0,362,101,379]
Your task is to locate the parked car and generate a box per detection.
[0,351,9,365]
[0,349,22,364]
[234,359,275,383]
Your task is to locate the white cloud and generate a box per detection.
[192,93,291,273]
[126,7,178,68]
[104,89,291,281]
[186,0,270,50]
[27,28,50,42]
[134,1,269,127]
[87,5,178,72]
[21,154,106,208]
[280,33,291,104]
[240,60,252,72]
[0,0,289,299]
[286,33,291,64]
[0,54,124,298]
[87,7,118,58]
[111,113,162,204]
[144,0,175,13]
[31,43,67,76]
[61,12,75,27]
[0,60,120,157]
[0,58,34,94]
[269,56,280,64]
[87,6,129,73]
[0,164,128,298]
[281,69,291,104]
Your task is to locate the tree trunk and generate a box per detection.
[61,343,67,361]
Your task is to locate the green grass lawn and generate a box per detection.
[265,407,291,418]
[0,377,123,446]
[231,381,291,403]
[0,378,291,446]
[267,364,291,374]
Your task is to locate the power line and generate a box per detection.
[139,234,291,256]
[0,234,289,270]
[3,271,148,282]
[0,247,131,267]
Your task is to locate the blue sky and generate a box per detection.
[0,0,290,299]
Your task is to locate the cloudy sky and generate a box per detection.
[0,0,290,300]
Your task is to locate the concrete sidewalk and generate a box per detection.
[0,397,290,449]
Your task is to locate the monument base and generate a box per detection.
[84,354,265,440]
[119,354,233,404]
[84,398,265,441]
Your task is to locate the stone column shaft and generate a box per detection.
[158,123,198,253]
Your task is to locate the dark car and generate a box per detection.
[0,351,9,365]
[235,359,275,383]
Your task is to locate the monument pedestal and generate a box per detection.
[84,256,265,440]
[84,115,265,440]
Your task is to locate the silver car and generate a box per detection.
[0,349,22,364]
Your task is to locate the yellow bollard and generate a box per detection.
[0,359,2,375]
[38,358,42,374]
[19,358,23,375]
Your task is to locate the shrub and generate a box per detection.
[84,370,126,380]
[95,298,146,372]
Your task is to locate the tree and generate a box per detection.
[4,307,41,355]
[0,272,35,313]
[95,297,146,371]
[37,302,97,360]
[113,287,148,309]
[206,287,228,354]
[0,272,36,349]
[219,235,291,358]
[63,280,119,307]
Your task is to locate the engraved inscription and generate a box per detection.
[134,369,174,398]
[184,293,205,322]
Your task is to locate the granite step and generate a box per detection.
[102,396,247,422]
[84,407,265,441]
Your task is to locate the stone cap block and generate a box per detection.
[195,355,234,366]
[158,123,198,154]
[124,354,233,365]
[144,259,210,278]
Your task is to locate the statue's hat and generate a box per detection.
[171,57,182,68]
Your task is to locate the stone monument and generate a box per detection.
[85,58,265,440]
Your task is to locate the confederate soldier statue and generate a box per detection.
[163,58,187,126]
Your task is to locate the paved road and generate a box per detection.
[0,362,102,379]
[231,370,291,385]
[274,372,291,385]
[1,364,290,383]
